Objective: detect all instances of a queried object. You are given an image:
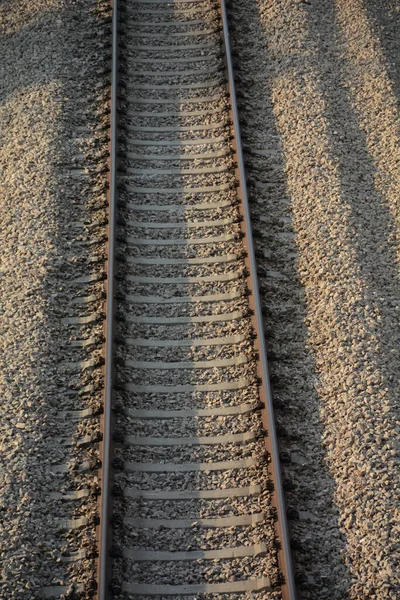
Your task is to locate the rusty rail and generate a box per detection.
[97,0,118,598]
[219,0,297,597]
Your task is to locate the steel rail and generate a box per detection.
[219,0,297,598]
[97,0,118,598]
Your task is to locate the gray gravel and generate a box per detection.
[0,1,110,597]
[228,0,400,598]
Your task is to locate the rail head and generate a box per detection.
[97,0,118,598]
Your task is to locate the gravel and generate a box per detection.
[4,0,398,596]
[228,0,400,598]
[0,1,110,597]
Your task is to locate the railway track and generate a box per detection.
[98,0,296,598]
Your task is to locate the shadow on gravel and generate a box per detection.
[227,1,352,597]
[363,0,400,115]
[306,0,400,423]
[0,3,104,595]
[305,0,400,588]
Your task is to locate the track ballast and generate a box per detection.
[98,0,296,598]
